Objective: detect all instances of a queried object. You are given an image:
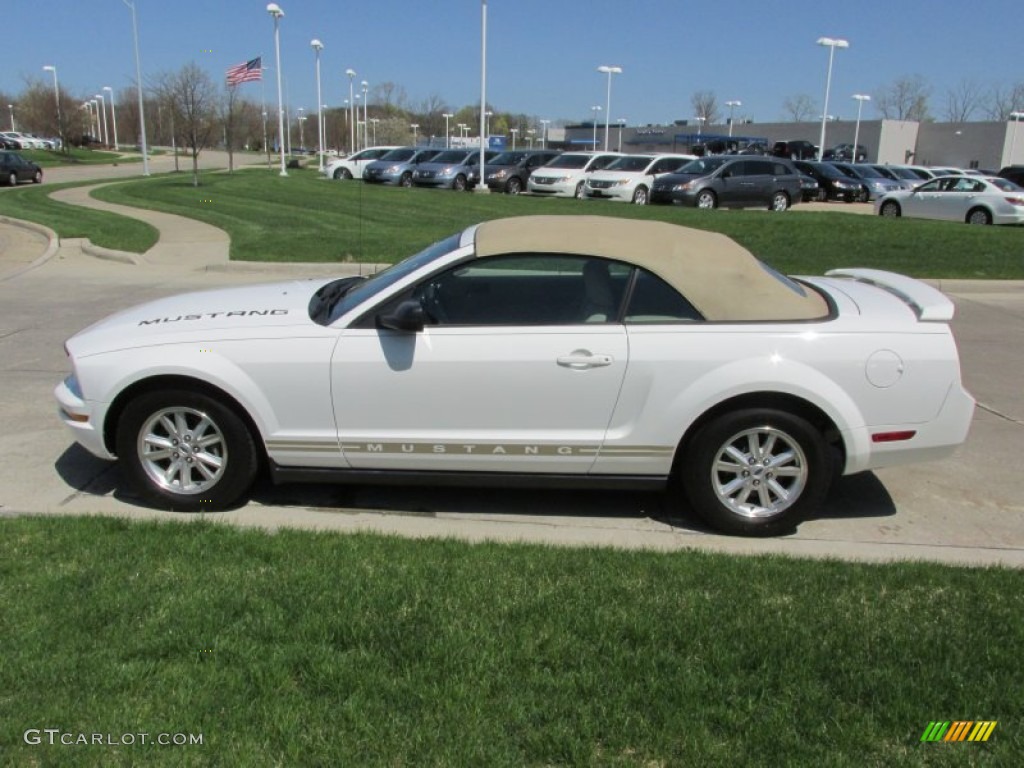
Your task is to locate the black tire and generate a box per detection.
[32,170,43,184]
[574,181,585,199]
[632,185,649,205]
[966,207,992,225]
[399,172,413,188]
[115,389,259,512]
[679,408,832,537]
[880,200,901,218]
[453,174,467,191]
[857,187,870,203]
[695,189,717,209]
[332,168,343,180]
[506,177,523,195]
[769,191,790,212]
[7,172,17,187]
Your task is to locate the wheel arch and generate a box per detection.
[965,205,992,224]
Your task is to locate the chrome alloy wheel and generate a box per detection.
[710,426,808,519]
[137,407,227,495]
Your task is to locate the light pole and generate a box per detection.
[90,100,101,137]
[345,69,356,153]
[122,1,149,173]
[352,93,361,149]
[267,3,287,175]
[510,127,519,150]
[851,94,870,162]
[483,109,493,140]
[297,113,306,151]
[725,99,741,137]
[694,115,705,139]
[42,65,62,144]
[816,36,849,160]
[361,80,368,148]
[95,93,109,146]
[7,104,14,131]
[539,118,549,149]
[597,65,621,151]
[369,117,378,145]
[311,39,324,171]
[479,0,488,187]
[1010,111,1024,165]
[103,86,119,150]
[410,122,419,145]
[526,128,535,148]
[442,112,453,148]
[590,105,602,148]
[617,118,626,151]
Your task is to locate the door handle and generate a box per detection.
[557,350,613,369]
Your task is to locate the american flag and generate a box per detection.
[226,57,262,86]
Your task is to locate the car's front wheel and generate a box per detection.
[7,172,17,187]
[115,389,259,512]
[400,172,413,188]
[880,200,901,218]
[632,185,649,205]
[506,177,523,195]
[769,191,790,212]
[32,170,43,184]
[574,181,585,199]
[679,409,831,537]
[453,174,467,191]
[696,189,717,209]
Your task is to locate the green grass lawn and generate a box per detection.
[18,147,141,167]
[89,168,1024,277]
[0,180,158,253]
[1,516,1019,766]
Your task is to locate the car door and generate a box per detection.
[940,177,987,221]
[330,254,630,474]
[902,179,944,217]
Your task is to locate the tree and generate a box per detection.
[782,94,817,122]
[690,90,720,125]
[985,81,1024,121]
[875,75,931,121]
[943,78,983,122]
[157,63,219,186]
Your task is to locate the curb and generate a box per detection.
[78,239,141,265]
[0,214,60,283]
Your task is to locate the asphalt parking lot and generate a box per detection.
[1,165,1022,567]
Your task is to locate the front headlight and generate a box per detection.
[385,165,402,173]
[491,170,508,180]
[614,179,631,186]
[64,373,83,399]
[673,181,696,192]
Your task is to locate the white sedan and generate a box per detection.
[876,175,1024,225]
[322,146,401,180]
[55,216,974,537]
[584,154,694,204]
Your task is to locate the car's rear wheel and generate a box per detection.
[679,408,831,537]
[696,189,717,209]
[632,185,649,205]
[770,191,790,212]
[453,174,467,191]
[506,177,523,195]
[880,200,901,217]
[400,172,413,188]
[115,390,259,512]
[7,172,17,187]
[966,207,992,225]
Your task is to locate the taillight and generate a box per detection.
[1004,196,1024,207]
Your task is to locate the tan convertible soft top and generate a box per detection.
[474,215,828,321]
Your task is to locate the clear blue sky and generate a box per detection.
[4,0,1020,126]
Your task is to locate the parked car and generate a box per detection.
[1,132,31,149]
[651,156,801,211]
[323,146,401,180]
[54,215,974,537]
[0,150,43,185]
[798,174,821,202]
[772,140,818,160]
[411,149,497,191]
[823,143,868,162]
[584,153,693,204]
[792,160,863,202]
[869,164,924,186]
[527,152,621,198]
[876,175,1024,225]
[483,149,561,194]
[997,165,1024,187]
[828,161,907,200]
[362,148,442,187]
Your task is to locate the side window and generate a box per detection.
[747,161,773,175]
[771,162,792,176]
[590,155,618,171]
[396,254,631,326]
[724,161,747,177]
[624,269,703,324]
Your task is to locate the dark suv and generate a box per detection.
[998,165,1024,187]
[772,140,818,160]
[483,149,561,194]
[823,143,868,162]
[792,160,863,202]
[651,156,802,211]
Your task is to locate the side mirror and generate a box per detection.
[377,300,427,332]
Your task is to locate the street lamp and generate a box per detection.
[345,69,356,152]
[297,113,306,150]
[851,94,870,162]
[267,3,287,175]
[1010,111,1024,165]
[122,1,149,173]
[616,117,626,152]
[103,86,119,149]
[539,118,549,149]
[361,80,368,148]
[94,93,109,146]
[42,65,62,144]
[479,0,488,189]
[590,105,602,148]
[483,110,493,139]
[526,128,536,148]
[510,127,519,150]
[7,104,15,131]
[90,100,100,137]
[725,99,741,137]
[694,115,706,138]
[597,65,622,151]
[369,117,378,145]
[310,39,324,171]
[442,112,453,148]
[410,122,419,145]
[816,36,849,160]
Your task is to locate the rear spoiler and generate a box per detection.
[825,268,955,322]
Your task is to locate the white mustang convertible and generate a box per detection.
[55,216,974,536]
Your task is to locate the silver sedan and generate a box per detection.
[875,175,1024,225]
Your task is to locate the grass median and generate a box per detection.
[1,515,1020,766]
[91,167,1024,278]
[18,147,141,167]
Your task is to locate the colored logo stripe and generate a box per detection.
[920,721,996,742]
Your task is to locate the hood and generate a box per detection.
[67,278,329,357]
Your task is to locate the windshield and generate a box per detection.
[605,155,653,172]
[677,157,729,175]
[888,166,922,180]
[324,233,463,325]
[850,165,883,179]
[431,150,470,164]
[489,151,526,166]
[379,148,416,162]
[465,151,498,166]
[545,154,591,169]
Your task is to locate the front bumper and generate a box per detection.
[54,378,115,460]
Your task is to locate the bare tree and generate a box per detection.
[943,78,984,122]
[875,75,932,121]
[157,63,219,186]
[985,81,1024,121]
[782,94,818,122]
[690,90,720,125]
